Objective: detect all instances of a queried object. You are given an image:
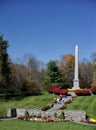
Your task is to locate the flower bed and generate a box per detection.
[18,116,70,122]
[60,89,68,95]
[48,85,96,96]
[90,118,96,123]
[65,99,72,104]
[18,116,29,121]
[81,118,96,124]
[73,89,91,96]
[47,86,68,95]
[91,86,96,94]
[82,89,91,96]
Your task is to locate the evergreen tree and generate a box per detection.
[44,60,64,88]
[0,35,11,93]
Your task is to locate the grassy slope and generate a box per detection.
[0,92,96,118]
[0,93,96,130]
[0,119,96,130]
[66,96,96,118]
[0,92,57,116]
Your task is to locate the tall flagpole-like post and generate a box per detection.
[72,45,80,89]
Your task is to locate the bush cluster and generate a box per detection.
[73,89,91,96]
[48,86,68,95]
[41,105,51,111]
[91,86,96,94]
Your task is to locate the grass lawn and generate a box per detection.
[66,95,96,118]
[0,92,96,129]
[0,119,96,130]
[0,92,96,118]
[0,92,57,116]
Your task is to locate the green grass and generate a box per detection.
[0,92,96,119]
[66,96,96,118]
[0,92,57,116]
[0,119,96,130]
[0,93,96,129]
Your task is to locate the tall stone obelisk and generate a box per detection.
[73,45,80,89]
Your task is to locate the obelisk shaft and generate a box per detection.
[73,45,80,89]
[75,45,78,80]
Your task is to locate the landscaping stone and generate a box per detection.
[7,95,86,122]
[7,108,86,122]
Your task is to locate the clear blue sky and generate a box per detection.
[0,0,96,63]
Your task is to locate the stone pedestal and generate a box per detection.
[73,79,79,89]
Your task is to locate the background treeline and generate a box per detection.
[0,35,96,95]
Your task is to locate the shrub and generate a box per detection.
[47,86,55,93]
[53,87,60,95]
[48,86,69,95]
[73,89,82,96]
[22,80,41,95]
[54,112,57,118]
[47,117,57,122]
[60,89,68,95]
[72,95,77,98]
[91,86,96,94]
[41,105,51,111]
[30,113,35,118]
[24,110,29,118]
[73,89,91,96]
[18,116,25,120]
[59,111,65,119]
[47,86,61,95]
[82,89,91,96]
[37,112,42,118]
[65,99,72,104]
[59,105,66,110]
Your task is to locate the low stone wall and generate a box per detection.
[7,108,86,122]
[64,110,86,121]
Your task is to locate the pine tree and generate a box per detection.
[0,35,11,93]
[44,60,64,88]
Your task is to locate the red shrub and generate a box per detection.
[18,116,25,120]
[47,86,55,93]
[65,99,72,104]
[41,105,51,111]
[91,86,96,90]
[91,86,96,94]
[73,89,82,96]
[53,87,60,95]
[72,95,77,98]
[47,117,58,122]
[59,105,66,110]
[82,89,91,95]
[73,89,91,96]
[60,89,68,95]
[48,86,60,94]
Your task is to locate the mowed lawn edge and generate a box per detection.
[0,119,96,130]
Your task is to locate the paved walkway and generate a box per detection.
[74,121,96,126]
[48,96,72,111]
[0,117,17,120]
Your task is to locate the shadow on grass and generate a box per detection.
[0,93,43,101]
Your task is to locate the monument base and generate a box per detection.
[72,79,80,90]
